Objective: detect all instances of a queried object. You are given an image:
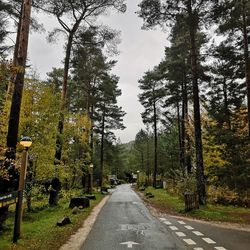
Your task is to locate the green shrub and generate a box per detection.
[208,185,250,207]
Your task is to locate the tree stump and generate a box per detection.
[69,197,90,209]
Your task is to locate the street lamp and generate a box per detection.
[13,136,32,243]
[89,163,94,195]
[137,170,140,187]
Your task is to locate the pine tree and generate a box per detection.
[35,0,126,164]
[138,67,165,188]
[138,0,212,204]
[211,0,250,136]
[94,73,125,187]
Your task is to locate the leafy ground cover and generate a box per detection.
[0,192,104,250]
[139,187,250,224]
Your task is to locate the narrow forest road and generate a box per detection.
[81,184,185,250]
[80,184,250,250]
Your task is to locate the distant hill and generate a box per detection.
[122,140,134,151]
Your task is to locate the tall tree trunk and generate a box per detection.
[242,0,250,137]
[182,70,192,174]
[90,104,94,159]
[153,99,158,188]
[100,111,105,188]
[7,0,32,148]
[223,77,231,130]
[1,0,32,230]
[54,32,74,163]
[54,15,84,163]
[146,133,150,184]
[51,28,75,206]
[141,151,144,170]
[177,99,185,177]
[181,80,186,170]
[187,0,206,205]
[6,2,23,100]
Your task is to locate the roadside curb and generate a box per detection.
[59,195,111,250]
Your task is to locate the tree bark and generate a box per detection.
[54,31,74,163]
[242,0,250,137]
[187,0,206,205]
[1,0,32,231]
[153,99,158,188]
[182,70,192,174]
[141,151,144,171]
[6,2,23,100]
[177,98,185,177]
[100,111,105,188]
[181,80,186,170]
[7,0,32,149]
[223,77,231,130]
[54,12,86,162]
[146,134,150,184]
[90,104,94,159]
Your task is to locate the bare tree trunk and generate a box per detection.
[54,14,84,163]
[177,97,185,177]
[242,0,250,137]
[182,70,192,174]
[100,111,105,188]
[146,128,150,185]
[181,80,186,170]
[7,0,32,148]
[6,2,23,100]
[141,151,144,171]
[223,77,231,130]
[187,0,206,205]
[90,104,94,158]
[177,99,185,177]
[153,99,158,188]
[54,32,74,163]
[1,0,32,229]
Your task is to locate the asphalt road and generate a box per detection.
[81,184,250,250]
[81,184,186,250]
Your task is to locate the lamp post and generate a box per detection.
[137,170,140,187]
[13,137,32,243]
[89,163,94,195]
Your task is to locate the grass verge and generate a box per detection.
[140,187,250,224]
[0,192,105,250]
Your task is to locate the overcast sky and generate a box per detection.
[28,0,168,143]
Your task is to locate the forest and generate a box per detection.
[0,0,249,231]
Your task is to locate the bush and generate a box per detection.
[165,176,196,196]
[207,185,250,207]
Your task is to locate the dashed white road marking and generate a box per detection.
[178,220,186,225]
[215,247,227,250]
[169,226,178,231]
[163,221,172,225]
[192,231,204,236]
[202,238,216,244]
[159,217,166,221]
[183,239,196,245]
[194,248,204,250]
[175,232,186,237]
[184,225,194,230]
